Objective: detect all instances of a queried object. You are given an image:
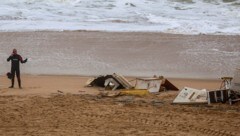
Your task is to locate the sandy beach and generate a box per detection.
[0,31,239,136]
[0,75,239,136]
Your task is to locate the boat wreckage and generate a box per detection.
[86,73,134,90]
[173,68,240,105]
[86,73,178,93]
[86,69,240,105]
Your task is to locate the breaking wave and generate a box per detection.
[0,0,239,35]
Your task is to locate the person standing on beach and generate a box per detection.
[7,49,27,89]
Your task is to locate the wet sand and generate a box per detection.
[0,31,239,78]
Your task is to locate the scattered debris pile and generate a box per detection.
[86,73,133,91]
[85,69,240,105]
[173,68,240,105]
[86,73,179,95]
[135,77,178,93]
[207,69,240,105]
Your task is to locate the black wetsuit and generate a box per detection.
[7,54,27,88]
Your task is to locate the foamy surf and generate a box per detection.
[0,0,239,35]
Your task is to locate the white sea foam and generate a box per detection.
[0,0,239,35]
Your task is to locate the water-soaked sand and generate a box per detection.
[0,31,239,78]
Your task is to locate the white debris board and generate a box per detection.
[135,78,162,93]
[173,87,207,104]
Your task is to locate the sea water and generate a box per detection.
[0,0,239,34]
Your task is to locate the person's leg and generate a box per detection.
[16,68,21,89]
[10,69,15,88]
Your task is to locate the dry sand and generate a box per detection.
[0,75,239,136]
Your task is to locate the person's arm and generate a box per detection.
[7,55,12,62]
[19,55,27,63]
[22,58,28,63]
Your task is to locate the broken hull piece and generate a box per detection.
[85,73,133,90]
[135,78,162,93]
[173,87,207,104]
[161,79,179,91]
[207,89,229,104]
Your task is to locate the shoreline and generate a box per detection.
[1,30,240,36]
[26,73,223,80]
